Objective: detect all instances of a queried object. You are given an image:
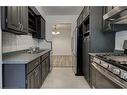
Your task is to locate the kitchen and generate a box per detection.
[1,6,127,89]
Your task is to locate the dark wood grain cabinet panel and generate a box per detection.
[34,64,42,88]
[20,7,28,33]
[27,58,40,74]
[41,61,46,84]
[33,16,45,39]
[6,7,20,32]
[27,69,35,88]
[27,62,42,89]
[1,6,28,34]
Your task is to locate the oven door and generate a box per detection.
[91,62,123,89]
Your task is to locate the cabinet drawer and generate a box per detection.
[27,58,40,74]
[40,53,49,62]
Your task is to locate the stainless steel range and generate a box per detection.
[96,53,127,79]
[91,52,127,88]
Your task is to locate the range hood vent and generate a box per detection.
[114,15,127,24]
[103,7,127,21]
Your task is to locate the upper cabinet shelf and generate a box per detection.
[32,15,45,39]
[77,7,90,27]
[28,7,46,39]
[28,7,37,33]
[1,6,28,35]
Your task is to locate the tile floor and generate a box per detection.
[41,67,90,88]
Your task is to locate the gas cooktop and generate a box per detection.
[96,53,127,66]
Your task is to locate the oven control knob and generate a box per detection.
[122,73,127,80]
[113,69,121,75]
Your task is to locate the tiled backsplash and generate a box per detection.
[2,32,38,53]
[115,30,127,50]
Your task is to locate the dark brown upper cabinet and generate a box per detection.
[20,7,28,33]
[1,6,28,35]
[28,7,37,33]
[77,7,90,27]
[33,15,45,39]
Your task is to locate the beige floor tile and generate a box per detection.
[41,67,90,89]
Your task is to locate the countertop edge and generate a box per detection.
[3,49,51,65]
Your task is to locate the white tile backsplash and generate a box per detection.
[2,32,38,53]
[115,30,127,50]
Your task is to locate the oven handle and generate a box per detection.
[92,62,127,88]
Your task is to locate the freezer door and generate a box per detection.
[83,36,90,83]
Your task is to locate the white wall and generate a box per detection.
[115,30,127,50]
[52,29,71,55]
[0,7,2,88]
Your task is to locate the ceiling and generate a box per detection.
[42,6,83,15]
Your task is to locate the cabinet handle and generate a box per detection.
[35,70,39,76]
[21,24,23,31]
[35,62,39,66]
[18,22,21,30]
[6,18,8,23]
[22,24,23,30]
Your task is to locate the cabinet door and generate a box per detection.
[27,70,35,88]
[46,57,50,73]
[41,61,46,83]
[7,6,20,31]
[41,18,45,39]
[45,59,48,77]
[102,7,112,31]
[20,7,28,33]
[34,65,42,88]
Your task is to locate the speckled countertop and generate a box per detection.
[3,50,51,64]
[89,52,112,56]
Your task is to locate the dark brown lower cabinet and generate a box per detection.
[41,60,46,84]
[27,64,42,88]
[3,52,50,89]
[27,68,35,88]
[45,60,48,77]
[34,64,42,88]
[40,56,50,85]
[27,59,48,89]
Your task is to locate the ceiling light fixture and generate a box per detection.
[52,25,60,35]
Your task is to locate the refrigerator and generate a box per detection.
[72,26,83,76]
[71,27,77,74]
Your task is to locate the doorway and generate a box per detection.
[52,23,72,67]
